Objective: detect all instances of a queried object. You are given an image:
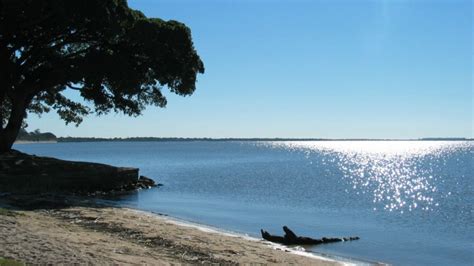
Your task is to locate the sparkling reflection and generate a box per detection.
[262,141,472,213]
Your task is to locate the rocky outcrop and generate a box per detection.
[0,150,153,192]
[106,175,160,193]
[261,226,360,245]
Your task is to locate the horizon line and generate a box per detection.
[56,136,473,141]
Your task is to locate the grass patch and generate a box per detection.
[0,257,23,266]
[0,208,17,217]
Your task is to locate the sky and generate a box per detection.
[27,0,473,139]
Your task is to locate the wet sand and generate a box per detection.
[0,205,344,265]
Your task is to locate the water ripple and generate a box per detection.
[261,141,472,213]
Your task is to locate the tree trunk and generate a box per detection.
[0,91,4,130]
[0,95,28,153]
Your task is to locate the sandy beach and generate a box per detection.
[0,204,343,265]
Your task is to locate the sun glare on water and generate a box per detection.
[263,141,471,213]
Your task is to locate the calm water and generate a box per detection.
[15,141,473,265]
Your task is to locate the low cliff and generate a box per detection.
[0,150,140,192]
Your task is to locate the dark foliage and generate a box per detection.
[16,128,56,142]
[0,0,204,151]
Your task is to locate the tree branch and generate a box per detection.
[67,83,83,91]
[17,31,94,67]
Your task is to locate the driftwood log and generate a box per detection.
[261,226,359,245]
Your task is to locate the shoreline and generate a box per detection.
[14,140,57,144]
[130,208,355,264]
[0,200,353,265]
[13,139,473,145]
[130,208,370,265]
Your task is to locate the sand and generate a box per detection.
[0,205,344,265]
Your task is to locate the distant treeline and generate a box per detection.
[57,137,472,142]
[58,137,326,142]
[419,138,470,140]
[16,129,57,142]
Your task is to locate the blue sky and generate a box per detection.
[27,0,473,138]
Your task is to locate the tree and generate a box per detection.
[0,0,204,152]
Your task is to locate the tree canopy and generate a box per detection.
[0,0,204,151]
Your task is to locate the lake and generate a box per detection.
[15,141,473,265]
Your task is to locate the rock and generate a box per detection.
[94,175,162,194]
[1,162,9,169]
[261,226,360,245]
[138,175,156,187]
[0,150,139,192]
[0,150,166,194]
